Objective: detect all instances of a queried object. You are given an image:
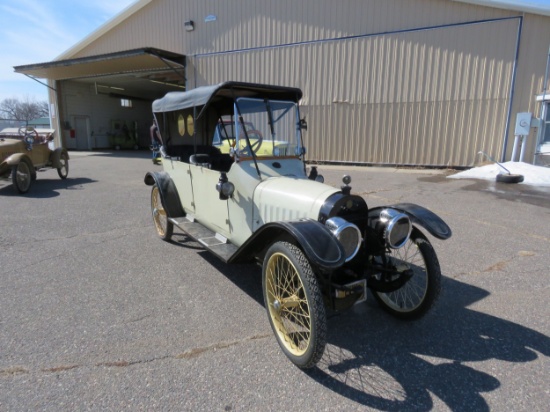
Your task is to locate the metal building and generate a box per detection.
[15,0,550,167]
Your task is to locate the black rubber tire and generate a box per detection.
[262,241,326,369]
[57,152,69,179]
[11,160,32,194]
[151,184,173,241]
[373,229,441,320]
[496,173,524,184]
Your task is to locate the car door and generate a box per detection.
[189,164,230,237]
[28,141,51,168]
[163,158,194,213]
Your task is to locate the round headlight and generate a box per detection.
[325,217,362,262]
[379,209,412,249]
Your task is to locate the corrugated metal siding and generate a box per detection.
[193,18,518,166]
[72,0,517,58]
[60,0,550,165]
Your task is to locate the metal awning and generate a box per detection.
[14,47,185,81]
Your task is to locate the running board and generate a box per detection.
[169,216,238,263]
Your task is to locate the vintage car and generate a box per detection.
[0,126,69,193]
[144,82,451,368]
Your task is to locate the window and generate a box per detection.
[543,102,550,144]
[121,99,132,108]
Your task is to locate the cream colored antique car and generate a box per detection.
[0,127,69,193]
[144,82,451,368]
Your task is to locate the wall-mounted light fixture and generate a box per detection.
[184,20,194,31]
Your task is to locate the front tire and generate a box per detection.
[57,152,69,179]
[372,229,441,320]
[12,161,32,193]
[151,184,173,241]
[262,241,326,368]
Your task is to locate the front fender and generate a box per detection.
[229,219,346,270]
[3,152,32,167]
[144,171,185,218]
[369,203,452,240]
[50,148,69,168]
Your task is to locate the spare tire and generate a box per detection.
[496,173,524,184]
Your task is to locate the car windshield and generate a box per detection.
[213,120,256,144]
[233,97,303,158]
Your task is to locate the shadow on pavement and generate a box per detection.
[190,252,549,411]
[305,277,549,411]
[0,177,97,198]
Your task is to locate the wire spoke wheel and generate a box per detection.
[263,241,326,368]
[151,184,173,241]
[373,229,441,320]
[12,161,32,193]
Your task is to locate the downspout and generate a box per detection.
[500,16,523,162]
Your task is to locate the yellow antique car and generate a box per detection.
[0,127,69,194]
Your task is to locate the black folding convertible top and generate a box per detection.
[152,81,303,116]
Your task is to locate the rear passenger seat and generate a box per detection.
[166,145,233,172]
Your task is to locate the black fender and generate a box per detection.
[50,147,69,168]
[229,219,346,270]
[368,203,452,240]
[144,171,185,218]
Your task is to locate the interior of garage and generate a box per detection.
[15,48,186,150]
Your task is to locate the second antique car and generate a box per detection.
[144,81,452,368]
[0,126,69,193]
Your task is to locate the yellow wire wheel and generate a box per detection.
[151,184,173,241]
[262,241,326,368]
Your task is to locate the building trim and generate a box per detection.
[500,16,523,162]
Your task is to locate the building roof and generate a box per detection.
[27,117,51,127]
[48,0,550,63]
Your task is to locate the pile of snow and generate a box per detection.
[447,161,550,186]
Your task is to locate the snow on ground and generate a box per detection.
[447,161,550,186]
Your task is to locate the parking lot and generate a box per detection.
[1,150,548,411]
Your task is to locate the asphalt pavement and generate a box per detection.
[1,150,548,411]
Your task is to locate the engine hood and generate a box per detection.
[253,176,339,228]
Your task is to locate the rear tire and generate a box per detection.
[57,152,69,179]
[151,184,173,241]
[262,241,326,368]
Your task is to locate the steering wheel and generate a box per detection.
[18,126,39,146]
[239,130,264,156]
[246,130,263,153]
